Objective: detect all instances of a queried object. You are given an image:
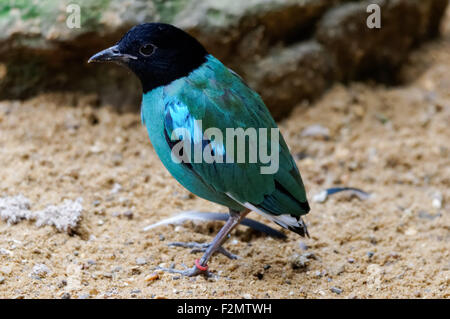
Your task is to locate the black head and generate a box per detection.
[88,23,208,93]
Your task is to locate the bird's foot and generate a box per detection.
[156,260,215,277]
[168,241,239,260]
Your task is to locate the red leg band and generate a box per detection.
[194,259,208,272]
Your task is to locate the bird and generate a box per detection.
[88,23,310,277]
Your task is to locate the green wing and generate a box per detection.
[163,56,309,234]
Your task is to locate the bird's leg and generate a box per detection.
[157,208,250,277]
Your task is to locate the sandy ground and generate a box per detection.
[0,14,449,299]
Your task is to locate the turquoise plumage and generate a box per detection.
[142,55,309,234]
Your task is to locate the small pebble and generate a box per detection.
[290,253,316,270]
[123,211,133,219]
[255,272,264,280]
[431,192,442,209]
[61,292,71,299]
[290,254,309,270]
[87,259,96,266]
[312,190,328,203]
[0,276,4,284]
[348,258,355,263]
[136,257,147,265]
[405,228,417,236]
[242,293,252,299]
[110,183,123,194]
[367,251,374,258]
[330,287,342,295]
[145,273,160,282]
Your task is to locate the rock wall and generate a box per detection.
[0,0,448,118]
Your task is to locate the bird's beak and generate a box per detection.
[88,45,137,64]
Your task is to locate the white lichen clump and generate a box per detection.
[33,198,83,232]
[0,194,32,224]
[0,195,83,233]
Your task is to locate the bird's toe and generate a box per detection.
[155,265,212,277]
[168,241,239,259]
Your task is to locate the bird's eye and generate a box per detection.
[139,44,155,57]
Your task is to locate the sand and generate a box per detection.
[0,12,449,299]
